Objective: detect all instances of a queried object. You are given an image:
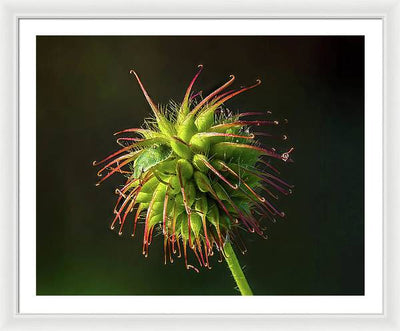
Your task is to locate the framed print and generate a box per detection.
[18,17,382,314]
[1,0,399,329]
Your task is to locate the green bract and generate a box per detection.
[94,65,294,273]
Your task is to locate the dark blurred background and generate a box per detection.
[36,36,364,295]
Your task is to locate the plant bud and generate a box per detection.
[194,171,211,193]
[176,159,193,179]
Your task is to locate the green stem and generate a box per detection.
[223,241,253,296]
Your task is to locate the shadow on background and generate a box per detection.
[36,36,364,295]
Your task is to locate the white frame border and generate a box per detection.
[18,18,383,316]
[1,1,399,330]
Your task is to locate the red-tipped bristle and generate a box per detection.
[220,190,259,234]
[255,200,276,216]
[260,185,279,200]
[216,244,224,263]
[168,237,174,264]
[181,64,203,109]
[207,185,235,226]
[172,135,190,147]
[191,245,202,267]
[113,178,136,214]
[131,207,142,238]
[198,239,208,268]
[177,164,190,215]
[183,240,189,269]
[92,142,142,167]
[237,112,266,117]
[113,192,124,215]
[177,164,193,246]
[240,166,291,195]
[233,229,248,255]
[96,154,133,177]
[95,157,134,186]
[263,198,285,218]
[202,159,238,190]
[219,161,265,202]
[188,264,200,273]
[116,137,144,146]
[187,213,193,248]
[231,120,278,126]
[263,172,294,189]
[118,193,139,235]
[210,120,277,132]
[163,235,168,265]
[200,79,261,115]
[171,209,177,254]
[176,235,182,258]
[218,142,284,160]
[189,75,236,116]
[162,191,169,235]
[201,213,211,251]
[261,176,292,195]
[195,132,255,140]
[110,187,138,230]
[130,69,161,118]
[212,89,234,104]
[258,159,281,174]
[142,191,157,255]
[190,90,202,100]
[107,167,131,174]
[113,128,142,136]
[120,178,138,193]
[148,226,155,246]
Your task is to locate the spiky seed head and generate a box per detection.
[94,65,294,272]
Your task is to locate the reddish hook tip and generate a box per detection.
[129,69,135,74]
[197,64,203,68]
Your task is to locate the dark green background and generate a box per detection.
[37,36,364,295]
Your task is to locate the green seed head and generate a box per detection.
[93,65,294,271]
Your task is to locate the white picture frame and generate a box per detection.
[1,0,399,329]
